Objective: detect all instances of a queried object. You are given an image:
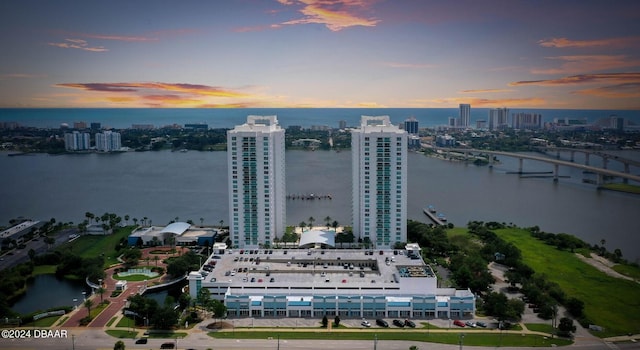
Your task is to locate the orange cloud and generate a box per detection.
[48,39,108,52]
[460,89,513,93]
[510,73,640,86]
[538,36,640,49]
[279,0,380,31]
[56,82,250,98]
[429,97,546,108]
[53,81,261,107]
[573,83,640,99]
[532,55,640,75]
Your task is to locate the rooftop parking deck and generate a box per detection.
[198,248,437,295]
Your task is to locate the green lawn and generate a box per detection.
[106,330,138,339]
[32,264,57,275]
[494,228,640,337]
[600,183,640,194]
[525,323,555,334]
[210,330,572,347]
[55,227,133,267]
[612,264,640,280]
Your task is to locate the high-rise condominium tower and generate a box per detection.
[459,104,471,128]
[352,116,407,248]
[489,108,509,130]
[227,116,286,248]
[95,130,121,152]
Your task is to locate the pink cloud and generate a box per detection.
[538,36,640,49]
[48,39,108,52]
[510,73,640,86]
[278,0,380,31]
[383,62,438,69]
[532,55,640,75]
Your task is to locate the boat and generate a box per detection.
[437,213,447,222]
[427,205,436,213]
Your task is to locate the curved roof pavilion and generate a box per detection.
[160,222,191,236]
[298,229,335,248]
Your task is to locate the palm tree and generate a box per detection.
[143,216,148,226]
[219,219,224,228]
[308,216,315,229]
[200,217,204,226]
[299,222,307,233]
[154,255,159,267]
[133,218,138,226]
[324,216,332,229]
[84,299,94,318]
[124,215,130,225]
[96,286,106,303]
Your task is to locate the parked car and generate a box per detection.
[361,319,371,327]
[465,321,476,328]
[392,319,405,327]
[404,319,416,328]
[160,343,175,349]
[453,319,466,327]
[376,319,389,327]
[135,338,148,344]
[476,321,487,328]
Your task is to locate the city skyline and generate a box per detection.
[1,1,639,110]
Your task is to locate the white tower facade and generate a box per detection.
[352,116,407,248]
[227,116,286,249]
[95,131,121,151]
[459,104,471,128]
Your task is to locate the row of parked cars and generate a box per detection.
[453,319,487,328]
[361,318,416,328]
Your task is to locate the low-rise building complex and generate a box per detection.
[188,243,475,319]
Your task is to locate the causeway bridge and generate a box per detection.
[432,147,640,186]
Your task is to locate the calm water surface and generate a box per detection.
[1,149,639,262]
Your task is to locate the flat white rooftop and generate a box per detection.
[199,248,438,296]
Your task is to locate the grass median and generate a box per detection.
[210,329,572,347]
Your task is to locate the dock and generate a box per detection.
[423,208,446,226]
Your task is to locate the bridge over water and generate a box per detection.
[433,147,640,186]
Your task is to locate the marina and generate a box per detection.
[423,206,447,226]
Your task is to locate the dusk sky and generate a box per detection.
[1,0,639,109]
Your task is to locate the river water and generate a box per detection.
[1,149,639,263]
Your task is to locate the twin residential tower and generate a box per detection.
[228,115,407,249]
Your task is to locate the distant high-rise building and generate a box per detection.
[95,130,121,152]
[339,120,347,129]
[352,116,407,248]
[489,108,509,130]
[404,117,419,135]
[476,120,487,129]
[448,117,458,128]
[90,122,101,130]
[459,104,471,128]
[512,113,542,130]
[227,116,286,249]
[73,121,87,129]
[404,117,420,148]
[610,115,625,131]
[64,131,90,151]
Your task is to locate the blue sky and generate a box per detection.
[1,0,639,109]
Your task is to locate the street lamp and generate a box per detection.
[73,298,78,309]
[459,333,465,350]
[82,291,86,301]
